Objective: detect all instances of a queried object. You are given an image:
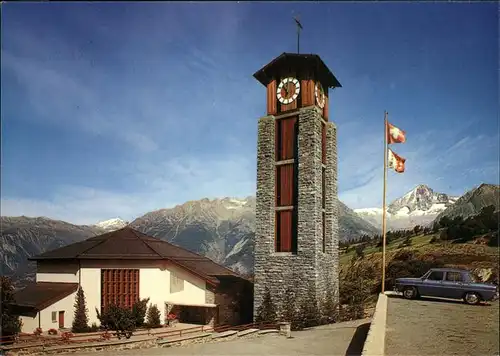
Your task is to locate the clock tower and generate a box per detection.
[253,53,341,322]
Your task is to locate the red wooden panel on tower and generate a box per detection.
[300,69,314,107]
[276,164,294,207]
[276,117,297,161]
[277,210,293,252]
[323,91,329,120]
[267,80,277,115]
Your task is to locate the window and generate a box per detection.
[170,273,184,293]
[101,269,139,312]
[52,311,57,323]
[446,272,463,282]
[427,271,444,281]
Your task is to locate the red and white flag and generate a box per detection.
[388,149,406,173]
[387,121,406,144]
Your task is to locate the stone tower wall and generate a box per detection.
[254,106,339,320]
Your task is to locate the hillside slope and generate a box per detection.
[433,183,500,224]
[0,216,102,287]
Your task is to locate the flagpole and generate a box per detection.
[381,111,388,294]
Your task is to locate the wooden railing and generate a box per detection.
[0,322,281,350]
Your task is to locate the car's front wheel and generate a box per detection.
[402,286,418,300]
[463,292,481,305]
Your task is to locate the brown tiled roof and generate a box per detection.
[29,227,241,285]
[11,282,78,312]
[253,52,342,88]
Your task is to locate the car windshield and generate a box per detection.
[421,271,430,279]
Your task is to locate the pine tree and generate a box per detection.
[132,298,150,327]
[1,277,22,338]
[146,304,161,328]
[322,279,338,324]
[282,286,300,330]
[255,286,277,324]
[297,281,321,329]
[72,287,89,333]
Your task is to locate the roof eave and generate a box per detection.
[253,53,342,88]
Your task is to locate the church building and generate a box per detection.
[10,227,253,333]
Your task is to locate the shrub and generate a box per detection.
[132,298,150,327]
[322,280,338,324]
[146,304,162,328]
[255,286,277,324]
[48,328,58,336]
[89,322,99,332]
[355,245,365,259]
[282,286,300,330]
[60,331,73,341]
[72,288,89,333]
[96,305,135,339]
[296,281,321,329]
[33,327,43,336]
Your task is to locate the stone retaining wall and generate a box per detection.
[362,293,388,356]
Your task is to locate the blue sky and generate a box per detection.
[1,2,498,224]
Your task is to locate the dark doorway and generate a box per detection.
[180,306,205,324]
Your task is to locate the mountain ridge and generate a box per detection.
[5,183,495,286]
[354,184,458,230]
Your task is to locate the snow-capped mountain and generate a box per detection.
[94,218,129,231]
[355,184,458,230]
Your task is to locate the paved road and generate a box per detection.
[385,295,499,356]
[67,318,371,356]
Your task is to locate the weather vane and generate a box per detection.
[294,16,303,54]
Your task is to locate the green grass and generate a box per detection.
[340,234,436,266]
[340,233,499,267]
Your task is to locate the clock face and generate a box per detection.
[277,77,300,104]
[315,81,326,109]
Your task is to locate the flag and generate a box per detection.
[388,148,406,173]
[387,121,406,144]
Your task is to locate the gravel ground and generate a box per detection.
[385,295,499,356]
[66,318,371,356]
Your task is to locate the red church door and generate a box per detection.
[58,311,65,328]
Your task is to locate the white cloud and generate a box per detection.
[1,152,256,225]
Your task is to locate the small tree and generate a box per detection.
[355,245,365,259]
[282,286,300,330]
[146,304,161,328]
[72,287,89,333]
[96,304,135,339]
[322,280,338,324]
[296,281,321,329]
[132,298,150,327]
[255,286,277,324]
[1,277,22,339]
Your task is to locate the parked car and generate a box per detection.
[394,268,499,305]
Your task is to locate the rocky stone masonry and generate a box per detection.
[254,106,339,320]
